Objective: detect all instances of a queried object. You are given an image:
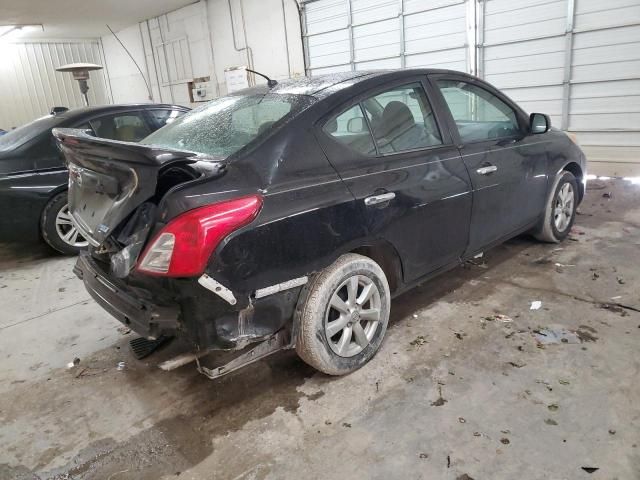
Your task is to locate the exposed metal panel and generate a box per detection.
[0,41,109,130]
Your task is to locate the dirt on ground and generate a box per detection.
[0,178,639,479]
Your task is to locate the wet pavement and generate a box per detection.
[1,178,639,479]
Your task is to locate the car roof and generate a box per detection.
[55,103,189,120]
[231,69,470,99]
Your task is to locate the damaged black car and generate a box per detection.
[54,69,587,378]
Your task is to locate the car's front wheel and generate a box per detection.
[534,170,578,243]
[295,253,391,375]
[41,192,89,255]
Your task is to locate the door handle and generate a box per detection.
[364,192,395,206]
[476,165,498,175]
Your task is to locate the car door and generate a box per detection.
[429,74,549,254]
[316,77,472,282]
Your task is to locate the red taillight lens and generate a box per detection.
[137,195,263,277]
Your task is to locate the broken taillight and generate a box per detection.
[136,195,263,277]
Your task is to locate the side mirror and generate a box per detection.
[530,113,550,134]
[347,117,365,133]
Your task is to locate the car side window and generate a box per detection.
[323,104,376,156]
[366,83,442,154]
[89,113,151,142]
[436,80,520,143]
[148,109,184,128]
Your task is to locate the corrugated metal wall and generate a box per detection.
[302,0,640,175]
[0,41,110,130]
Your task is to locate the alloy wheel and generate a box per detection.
[553,183,574,232]
[324,274,382,357]
[55,204,88,248]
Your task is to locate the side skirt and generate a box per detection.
[391,219,540,299]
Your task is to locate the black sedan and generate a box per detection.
[0,103,189,254]
[55,69,587,377]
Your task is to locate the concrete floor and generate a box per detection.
[1,178,639,480]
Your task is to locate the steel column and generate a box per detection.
[476,0,485,79]
[399,0,406,68]
[561,0,576,131]
[347,0,355,71]
[300,2,311,75]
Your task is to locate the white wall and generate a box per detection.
[209,0,305,94]
[101,0,305,107]
[101,24,151,104]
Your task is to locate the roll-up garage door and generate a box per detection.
[301,0,640,176]
[301,0,473,75]
[479,0,640,176]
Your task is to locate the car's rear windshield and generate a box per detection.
[0,115,64,151]
[141,93,315,157]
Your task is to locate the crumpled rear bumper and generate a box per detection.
[73,252,180,339]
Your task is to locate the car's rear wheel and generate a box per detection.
[41,192,89,255]
[534,171,578,243]
[295,253,391,375]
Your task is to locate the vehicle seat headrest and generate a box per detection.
[379,101,414,138]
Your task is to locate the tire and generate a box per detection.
[41,192,89,255]
[533,171,578,243]
[295,253,391,375]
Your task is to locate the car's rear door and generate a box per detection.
[316,76,472,282]
[429,74,549,254]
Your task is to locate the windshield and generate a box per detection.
[141,93,314,157]
[0,115,63,151]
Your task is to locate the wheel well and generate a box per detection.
[351,242,403,293]
[39,188,67,229]
[563,162,584,201]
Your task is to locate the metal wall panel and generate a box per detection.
[480,0,640,175]
[481,0,567,128]
[569,1,640,175]
[302,0,639,174]
[303,0,470,75]
[0,41,110,129]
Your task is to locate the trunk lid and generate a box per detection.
[53,128,225,247]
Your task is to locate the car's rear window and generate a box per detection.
[141,93,315,157]
[0,115,63,151]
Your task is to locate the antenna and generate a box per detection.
[245,69,278,88]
